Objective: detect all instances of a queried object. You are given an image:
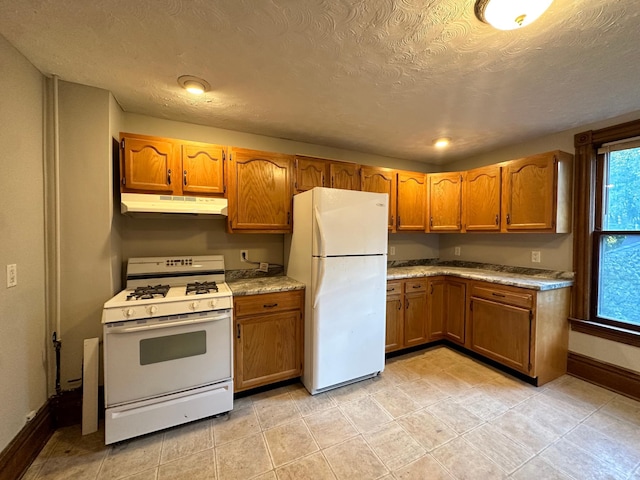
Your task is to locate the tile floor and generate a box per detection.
[22,346,640,480]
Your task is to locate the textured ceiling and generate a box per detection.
[1,0,639,164]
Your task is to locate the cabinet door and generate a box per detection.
[361,166,397,232]
[427,277,446,340]
[470,297,531,374]
[182,143,225,195]
[121,136,177,194]
[404,280,428,347]
[397,172,426,231]
[329,162,360,190]
[428,172,462,231]
[464,166,500,231]
[235,310,302,391]
[385,282,404,352]
[502,153,556,231]
[227,148,293,232]
[294,156,327,193]
[445,280,466,344]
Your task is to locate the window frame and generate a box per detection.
[571,119,640,346]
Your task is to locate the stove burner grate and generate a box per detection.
[186,281,219,295]
[127,284,170,301]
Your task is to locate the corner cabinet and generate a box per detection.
[226,148,293,233]
[501,151,573,233]
[428,172,463,232]
[468,281,570,385]
[233,290,304,392]
[426,277,467,344]
[385,279,428,352]
[120,133,225,196]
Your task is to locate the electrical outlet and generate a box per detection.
[389,246,396,256]
[531,251,541,263]
[259,262,269,273]
[454,247,461,256]
[240,250,248,262]
[7,264,17,287]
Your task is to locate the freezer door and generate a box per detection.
[306,255,386,393]
[312,188,388,256]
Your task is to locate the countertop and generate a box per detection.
[386,265,573,291]
[227,262,573,295]
[227,276,305,296]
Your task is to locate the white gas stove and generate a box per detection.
[102,255,233,444]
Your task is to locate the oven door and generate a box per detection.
[104,310,232,407]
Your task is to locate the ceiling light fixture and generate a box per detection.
[177,75,210,95]
[474,0,554,30]
[433,137,451,149]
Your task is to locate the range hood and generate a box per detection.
[121,193,228,217]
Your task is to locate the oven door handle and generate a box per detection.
[108,314,230,333]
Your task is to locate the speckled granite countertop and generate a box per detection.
[227,276,305,296]
[227,260,573,295]
[387,265,573,291]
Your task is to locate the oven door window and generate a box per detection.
[140,330,206,365]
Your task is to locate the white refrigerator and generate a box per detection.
[286,187,388,394]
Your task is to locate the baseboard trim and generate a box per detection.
[567,352,640,401]
[0,400,54,480]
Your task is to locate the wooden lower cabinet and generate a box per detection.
[468,281,571,385]
[385,279,428,352]
[427,277,467,344]
[233,290,304,392]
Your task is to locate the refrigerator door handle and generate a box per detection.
[314,206,327,257]
[313,259,326,308]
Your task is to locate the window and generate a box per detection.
[572,119,640,346]
[593,140,640,329]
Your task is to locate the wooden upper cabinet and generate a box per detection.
[397,172,426,231]
[181,143,225,195]
[428,172,462,232]
[227,148,293,233]
[330,162,360,190]
[120,133,226,196]
[121,136,177,194]
[501,151,573,233]
[464,165,501,232]
[294,155,327,193]
[361,166,397,231]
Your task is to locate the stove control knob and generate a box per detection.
[189,301,200,311]
[124,308,135,318]
[147,305,158,315]
[209,299,217,309]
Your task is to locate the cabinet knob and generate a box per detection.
[183,170,188,185]
[495,214,499,225]
[406,299,410,309]
[397,299,402,310]
[506,213,511,225]
[167,169,172,185]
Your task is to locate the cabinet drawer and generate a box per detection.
[386,281,403,295]
[234,290,303,317]
[405,279,427,293]
[471,284,533,309]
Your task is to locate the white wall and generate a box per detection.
[57,81,114,389]
[0,35,47,451]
